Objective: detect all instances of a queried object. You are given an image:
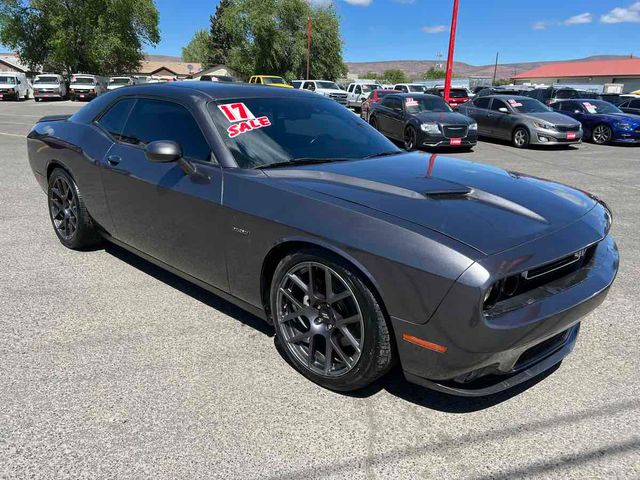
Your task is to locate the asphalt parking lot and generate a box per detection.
[1,99,639,479]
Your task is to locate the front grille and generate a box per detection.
[513,328,571,371]
[442,125,468,138]
[556,125,580,132]
[329,93,347,104]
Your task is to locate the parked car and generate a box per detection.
[393,83,426,93]
[248,75,292,88]
[0,72,33,101]
[476,86,531,97]
[295,80,348,106]
[551,99,640,145]
[291,80,303,89]
[360,89,399,122]
[33,74,67,101]
[524,86,582,106]
[369,93,477,150]
[200,74,236,83]
[107,76,135,91]
[346,82,382,110]
[27,82,618,396]
[459,95,582,148]
[424,86,470,109]
[617,97,640,115]
[69,74,107,101]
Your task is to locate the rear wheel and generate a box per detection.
[512,127,530,148]
[271,250,394,392]
[404,126,417,151]
[48,168,101,249]
[592,124,612,145]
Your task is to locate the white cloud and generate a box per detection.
[563,12,593,25]
[421,25,447,34]
[344,0,372,5]
[533,21,549,30]
[601,2,640,23]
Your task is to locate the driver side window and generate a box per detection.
[355,86,362,95]
[490,99,508,112]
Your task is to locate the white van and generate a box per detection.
[69,74,107,101]
[33,73,68,101]
[0,72,33,101]
[107,76,135,91]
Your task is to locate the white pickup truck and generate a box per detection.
[346,82,382,111]
[294,80,348,106]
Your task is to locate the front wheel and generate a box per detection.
[271,251,394,392]
[512,127,530,148]
[48,168,101,249]
[592,124,612,145]
[404,126,417,151]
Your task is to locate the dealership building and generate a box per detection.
[513,58,640,93]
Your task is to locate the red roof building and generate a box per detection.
[513,58,640,93]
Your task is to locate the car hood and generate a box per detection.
[522,111,579,126]
[411,111,474,125]
[316,88,346,95]
[590,112,640,125]
[263,153,597,255]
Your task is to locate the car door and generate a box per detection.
[98,97,229,290]
[487,98,514,139]
[374,97,394,135]
[469,97,491,135]
[387,97,406,140]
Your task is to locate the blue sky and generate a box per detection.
[149,0,640,64]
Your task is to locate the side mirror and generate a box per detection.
[498,107,509,113]
[574,110,582,114]
[145,140,182,163]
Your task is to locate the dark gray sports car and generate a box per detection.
[27,83,619,396]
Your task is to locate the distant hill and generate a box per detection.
[346,55,632,80]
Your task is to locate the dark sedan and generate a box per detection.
[369,93,477,150]
[27,83,618,396]
[551,99,640,145]
[459,95,583,148]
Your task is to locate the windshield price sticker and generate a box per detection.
[508,99,522,107]
[583,102,598,113]
[218,102,271,138]
[406,98,419,107]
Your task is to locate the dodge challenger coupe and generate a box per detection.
[27,83,619,396]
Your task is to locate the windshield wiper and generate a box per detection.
[362,150,404,160]
[255,157,349,170]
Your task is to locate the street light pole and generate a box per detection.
[492,51,499,85]
[443,0,460,104]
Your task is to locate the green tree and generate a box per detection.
[382,69,408,84]
[0,0,159,75]
[422,67,446,80]
[207,0,233,67]
[182,29,211,65]
[221,0,346,81]
[363,71,379,80]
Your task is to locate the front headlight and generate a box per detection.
[533,121,555,130]
[468,122,478,131]
[615,122,632,130]
[420,122,440,134]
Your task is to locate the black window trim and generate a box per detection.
[93,94,216,165]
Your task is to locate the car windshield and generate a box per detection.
[109,78,130,85]
[0,76,17,84]
[554,89,579,99]
[210,97,398,169]
[580,100,622,114]
[72,77,95,85]
[405,96,452,114]
[361,84,382,93]
[35,76,59,84]
[445,89,468,98]
[316,81,340,90]
[505,98,550,113]
[407,85,425,92]
[262,77,286,85]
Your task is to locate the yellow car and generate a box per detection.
[248,75,293,88]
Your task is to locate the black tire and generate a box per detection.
[48,168,101,249]
[271,249,394,392]
[512,127,530,148]
[404,126,417,151]
[591,124,612,145]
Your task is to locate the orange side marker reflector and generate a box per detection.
[402,333,447,353]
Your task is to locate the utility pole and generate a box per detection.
[492,52,499,85]
[306,16,312,80]
[443,0,460,104]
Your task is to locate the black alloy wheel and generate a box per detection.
[271,251,394,391]
[404,126,417,151]
[48,168,100,249]
[592,124,612,145]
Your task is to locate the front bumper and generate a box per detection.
[612,129,640,143]
[393,207,619,396]
[0,90,19,100]
[34,91,63,99]
[420,130,478,147]
[530,128,583,145]
[70,91,97,100]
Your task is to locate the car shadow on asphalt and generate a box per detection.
[476,135,582,151]
[104,242,275,337]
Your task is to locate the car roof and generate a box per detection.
[485,94,531,100]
